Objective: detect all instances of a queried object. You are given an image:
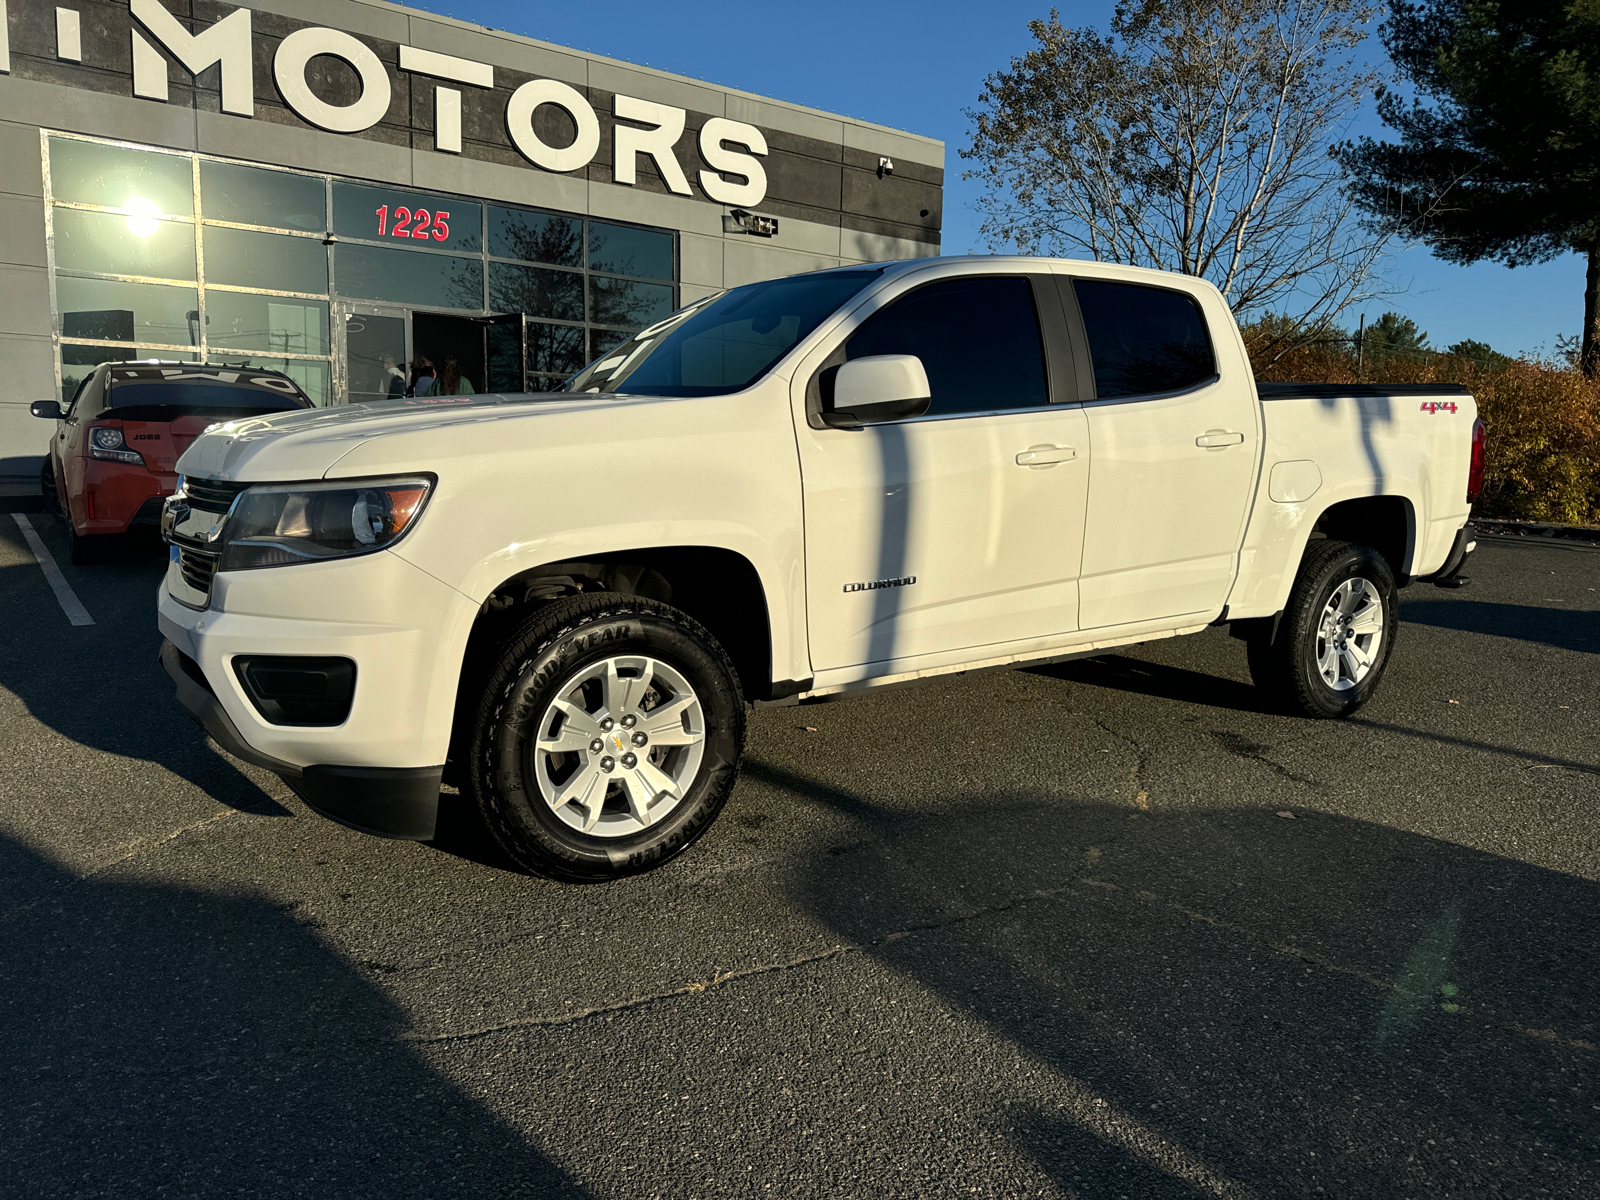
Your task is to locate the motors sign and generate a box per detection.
[0,0,770,208]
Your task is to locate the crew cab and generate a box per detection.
[32,363,314,563]
[157,257,1482,881]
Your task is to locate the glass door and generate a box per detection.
[483,313,527,393]
[340,303,410,404]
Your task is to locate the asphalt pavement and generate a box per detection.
[1,510,1596,1199]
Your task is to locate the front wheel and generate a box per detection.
[467,593,746,882]
[1247,539,1398,718]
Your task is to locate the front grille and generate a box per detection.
[178,546,219,597]
[186,477,250,514]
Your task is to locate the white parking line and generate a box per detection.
[10,513,94,626]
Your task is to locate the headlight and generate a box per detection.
[89,424,144,465]
[217,476,434,571]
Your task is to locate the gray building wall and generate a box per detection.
[0,0,944,479]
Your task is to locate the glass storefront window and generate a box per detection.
[332,182,482,253]
[527,321,587,377]
[589,329,635,361]
[49,138,194,218]
[335,243,483,310]
[489,206,582,268]
[590,276,674,329]
[589,222,673,281]
[56,277,198,346]
[200,160,326,232]
[225,357,332,407]
[53,206,196,281]
[489,262,583,322]
[342,312,409,404]
[207,292,330,355]
[204,226,328,294]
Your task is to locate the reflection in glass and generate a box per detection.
[334,243,483,310]
[527,322,586,377]
[342,313,408,404]
[588,328,635,362]
[589,275,674,329]
[200,160,326,232]
[332,182,481,253]
[231,357,332,407]
[489,207,582,267]
[485,321,525,393]
[53,207,196,280]
[204,226,328,294]
[60,344,183,402]
[56,277,198,345]
[588,222,673,280]
[207,292,330,355]
[49,138,194,216]
[489,262,583,322]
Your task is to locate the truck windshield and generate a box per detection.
[565,269,883,397]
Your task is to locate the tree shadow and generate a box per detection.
[1402,598,1600,655]
[759,761,1600,1197]
[0,832,586,1196]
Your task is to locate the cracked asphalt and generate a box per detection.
[2,510,1597,1199]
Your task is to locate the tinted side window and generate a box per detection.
[847,277,1048,416]
[1073,280,1216,399]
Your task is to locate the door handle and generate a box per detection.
[1015,445,1076,467]
[1195,430,1245,448]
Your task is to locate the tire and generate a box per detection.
[1247,539,1398,718]
[467,593,746,882]
[40,458,67,524]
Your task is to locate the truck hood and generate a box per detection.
[174,391,603,481]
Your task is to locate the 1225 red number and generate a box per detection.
[375,205,450,242]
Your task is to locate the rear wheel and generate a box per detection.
[1247,539,1397,718]
[467,593,746,882]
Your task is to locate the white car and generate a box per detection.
[159,256,1483,880]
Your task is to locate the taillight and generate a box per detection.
[1466,416,1486,502]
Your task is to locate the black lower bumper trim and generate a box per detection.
[160,639,303,777]
[161,639,441,841]
[1425,523,1475,588]
[286,765,442,842]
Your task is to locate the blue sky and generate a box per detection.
[433,0,1580,359]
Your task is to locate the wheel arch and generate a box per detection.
[444,545,782,784]
[1309,494,1416,583]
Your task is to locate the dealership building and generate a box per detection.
[0,0,943,482]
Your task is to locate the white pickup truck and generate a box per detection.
[159,256,1483,880]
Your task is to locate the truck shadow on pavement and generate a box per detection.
[1402,597,1600,655]
[0,832,587,1198]
[750,761,1600,1198]
[1025,653,1279,715]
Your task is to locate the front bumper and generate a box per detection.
[157,547,475,841]
[160,640,442,839]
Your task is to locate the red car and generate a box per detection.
[33,362,314,563]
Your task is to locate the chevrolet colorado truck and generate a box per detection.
[159,256,1483,881]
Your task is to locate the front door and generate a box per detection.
[1071,278,1260,628]
[340,304,409,404]
[797,274,1091,673]
[484,313,527,393]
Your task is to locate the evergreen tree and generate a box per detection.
[1362,311,1430,366]
[1338,1,1600,372]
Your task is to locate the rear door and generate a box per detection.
[1069,278,1259,628]
[796,272,1092,672]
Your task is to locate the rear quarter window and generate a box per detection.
[1074,280,1216,399]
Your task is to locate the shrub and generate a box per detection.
[1247,340,1600,525]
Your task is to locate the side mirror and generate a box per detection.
[820,354,932,429]
[30,400,63,420]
